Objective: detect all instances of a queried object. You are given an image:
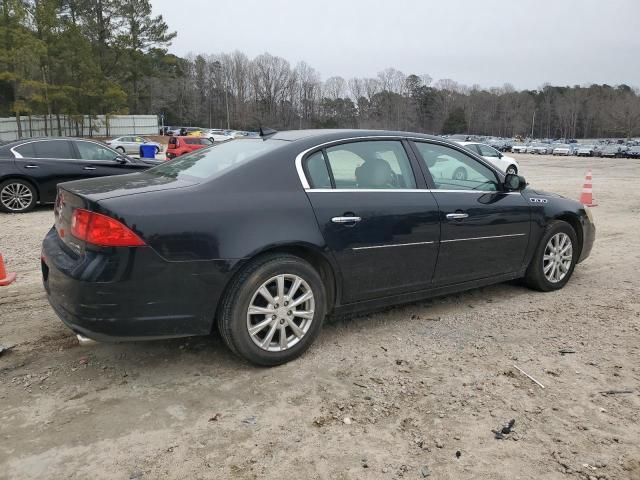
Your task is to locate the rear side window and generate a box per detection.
[185,138,197,145]
[33,140,74,159]
[305,151,331,188]
[14,143,36,158]
[322,140,416,189]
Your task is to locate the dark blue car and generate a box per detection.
[41,129,595,365]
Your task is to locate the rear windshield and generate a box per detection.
[148,139,286,180]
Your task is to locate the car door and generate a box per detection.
[11,139,79,202]
[72,140,146,178]
[302,139,441,304]
[410,141,531,286]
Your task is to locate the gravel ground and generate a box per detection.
[1,154,639,480]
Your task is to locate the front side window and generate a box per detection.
[478,144,500,158]
[414,142,499,191]
[75,141,118,161]
[323,140,416,189]
[463,144,480,155]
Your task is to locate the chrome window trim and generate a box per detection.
[295,135,504,190]
[440,233,526,243]
[353,240,435,251]
[306,188,521,195]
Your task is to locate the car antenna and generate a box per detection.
[259,127,278,138]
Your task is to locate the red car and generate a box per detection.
[166,136,213,160]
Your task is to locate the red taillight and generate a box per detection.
[71,209,146,247]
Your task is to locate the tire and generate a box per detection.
[452,167,467,181]
[0,179,37,213]
[506,165,518,175]
[524,220,578,292]
[115,146,125,154]
[217,253,327,366]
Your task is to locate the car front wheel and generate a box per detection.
[525,220,578,291]
[0,179,37,213]
[116,146,125,154]
[218,253,326,366]
[506,165,518,175]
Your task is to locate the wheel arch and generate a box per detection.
[212,242,339,333]
[554,213,583,258]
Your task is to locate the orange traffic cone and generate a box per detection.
[0,254,16,286]
[579,169,597,207]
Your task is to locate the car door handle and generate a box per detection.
[83,166,97,170]
[24,165,39,169]
[446,213,469,220]
[332,216,362,224]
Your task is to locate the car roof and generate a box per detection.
[269,129,439,143]
[0,137,105,149]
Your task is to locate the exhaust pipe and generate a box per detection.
[76,334,96,346]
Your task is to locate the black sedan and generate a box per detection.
[0,137,159,213]
[42,130,595,365]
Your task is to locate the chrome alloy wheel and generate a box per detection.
[543,232,573,283]
[246,274,315,352]
[0,182,33,212]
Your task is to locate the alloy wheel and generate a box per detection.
[506,166,517,175]
[543,232,573,283]
[1,182,34,212]
[246,274,315,352]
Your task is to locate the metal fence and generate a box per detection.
[0,115,159,142]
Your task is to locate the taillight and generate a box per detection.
[71,209,146,247]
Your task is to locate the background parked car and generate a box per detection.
[576,145,596,157]
[552,144,574,156]
[626,146,640,158]
[201,129,234,142]
[457,141,519,174]
[166,136,213,159]
[511,144,529,153]
[106,136,161,156]
[599,145,623,157]
[0,137,158,213]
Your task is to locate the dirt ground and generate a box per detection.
[1,154,639,480]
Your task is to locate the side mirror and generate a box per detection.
[504,173,526,191]
[114,155,129,164]
[497,152,503,158]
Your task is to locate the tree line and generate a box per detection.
[2,1,640,139]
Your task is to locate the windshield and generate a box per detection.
[148,139,287,180]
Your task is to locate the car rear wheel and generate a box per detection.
[218,253,326,366]
[525,220,578,292]
[0,179,37,213]
[506,165,518,175]
[452,167,467,181]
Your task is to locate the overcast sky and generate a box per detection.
[151,0,640,90]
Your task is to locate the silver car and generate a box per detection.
[106,136,161,155]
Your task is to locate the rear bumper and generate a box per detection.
[42,227,236,341]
